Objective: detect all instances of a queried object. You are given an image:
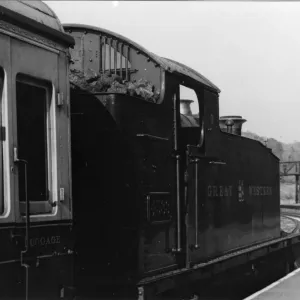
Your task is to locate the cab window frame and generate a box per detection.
[178,83,205,148]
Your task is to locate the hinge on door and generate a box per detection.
[0,126,5,141]
[57,92,64,107]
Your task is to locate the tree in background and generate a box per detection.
[242,131,284,160]
[266,138,284,161]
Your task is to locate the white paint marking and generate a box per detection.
[243,267,300,300]
[289,216,300,222]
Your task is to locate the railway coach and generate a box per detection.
[0,1,74,299]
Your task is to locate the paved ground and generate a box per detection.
[159,257,288,300]
[243,267,300,300]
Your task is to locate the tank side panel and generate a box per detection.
[102,93,177,275]
[187,89,280,263]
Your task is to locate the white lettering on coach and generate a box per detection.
[29,236,61,247]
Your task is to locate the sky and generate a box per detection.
[45,1,300,144]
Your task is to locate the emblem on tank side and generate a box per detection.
[238,180,244,202]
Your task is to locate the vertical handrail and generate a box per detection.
[23,163,30,251]
[173,92,182,253]
[14,147,30,300]
[194,158,199,249]
[25,264,29,300]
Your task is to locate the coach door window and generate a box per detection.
[16,77,52,214]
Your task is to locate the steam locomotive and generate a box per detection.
[66,24,280,298]
[0,1,283,299]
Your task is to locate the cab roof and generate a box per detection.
[64,23,220,93]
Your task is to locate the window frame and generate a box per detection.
[0,68,6,218]
[15,74,58,217]
[0,66,14,222]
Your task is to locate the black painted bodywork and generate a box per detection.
[66,22,280,299]
[0,223,74,299]
[70,77,280,297]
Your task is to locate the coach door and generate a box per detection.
[14,77,53,299]
[11,36,72,299]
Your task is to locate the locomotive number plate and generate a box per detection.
[146,192,172,224]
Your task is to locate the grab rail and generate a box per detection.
[14,147,30,300]
[172,93,182,253]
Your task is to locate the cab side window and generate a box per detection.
[179,85,199,128]
[178,84,204,148]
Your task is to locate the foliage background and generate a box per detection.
[242,131,298,202]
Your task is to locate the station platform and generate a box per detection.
[244,267,300,300]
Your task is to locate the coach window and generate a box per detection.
[0,69,4,214]
[16,75,53,215]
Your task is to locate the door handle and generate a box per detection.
[209,160,226,165]
[14,147,28,164]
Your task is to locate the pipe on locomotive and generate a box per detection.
[219,116,247,136]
